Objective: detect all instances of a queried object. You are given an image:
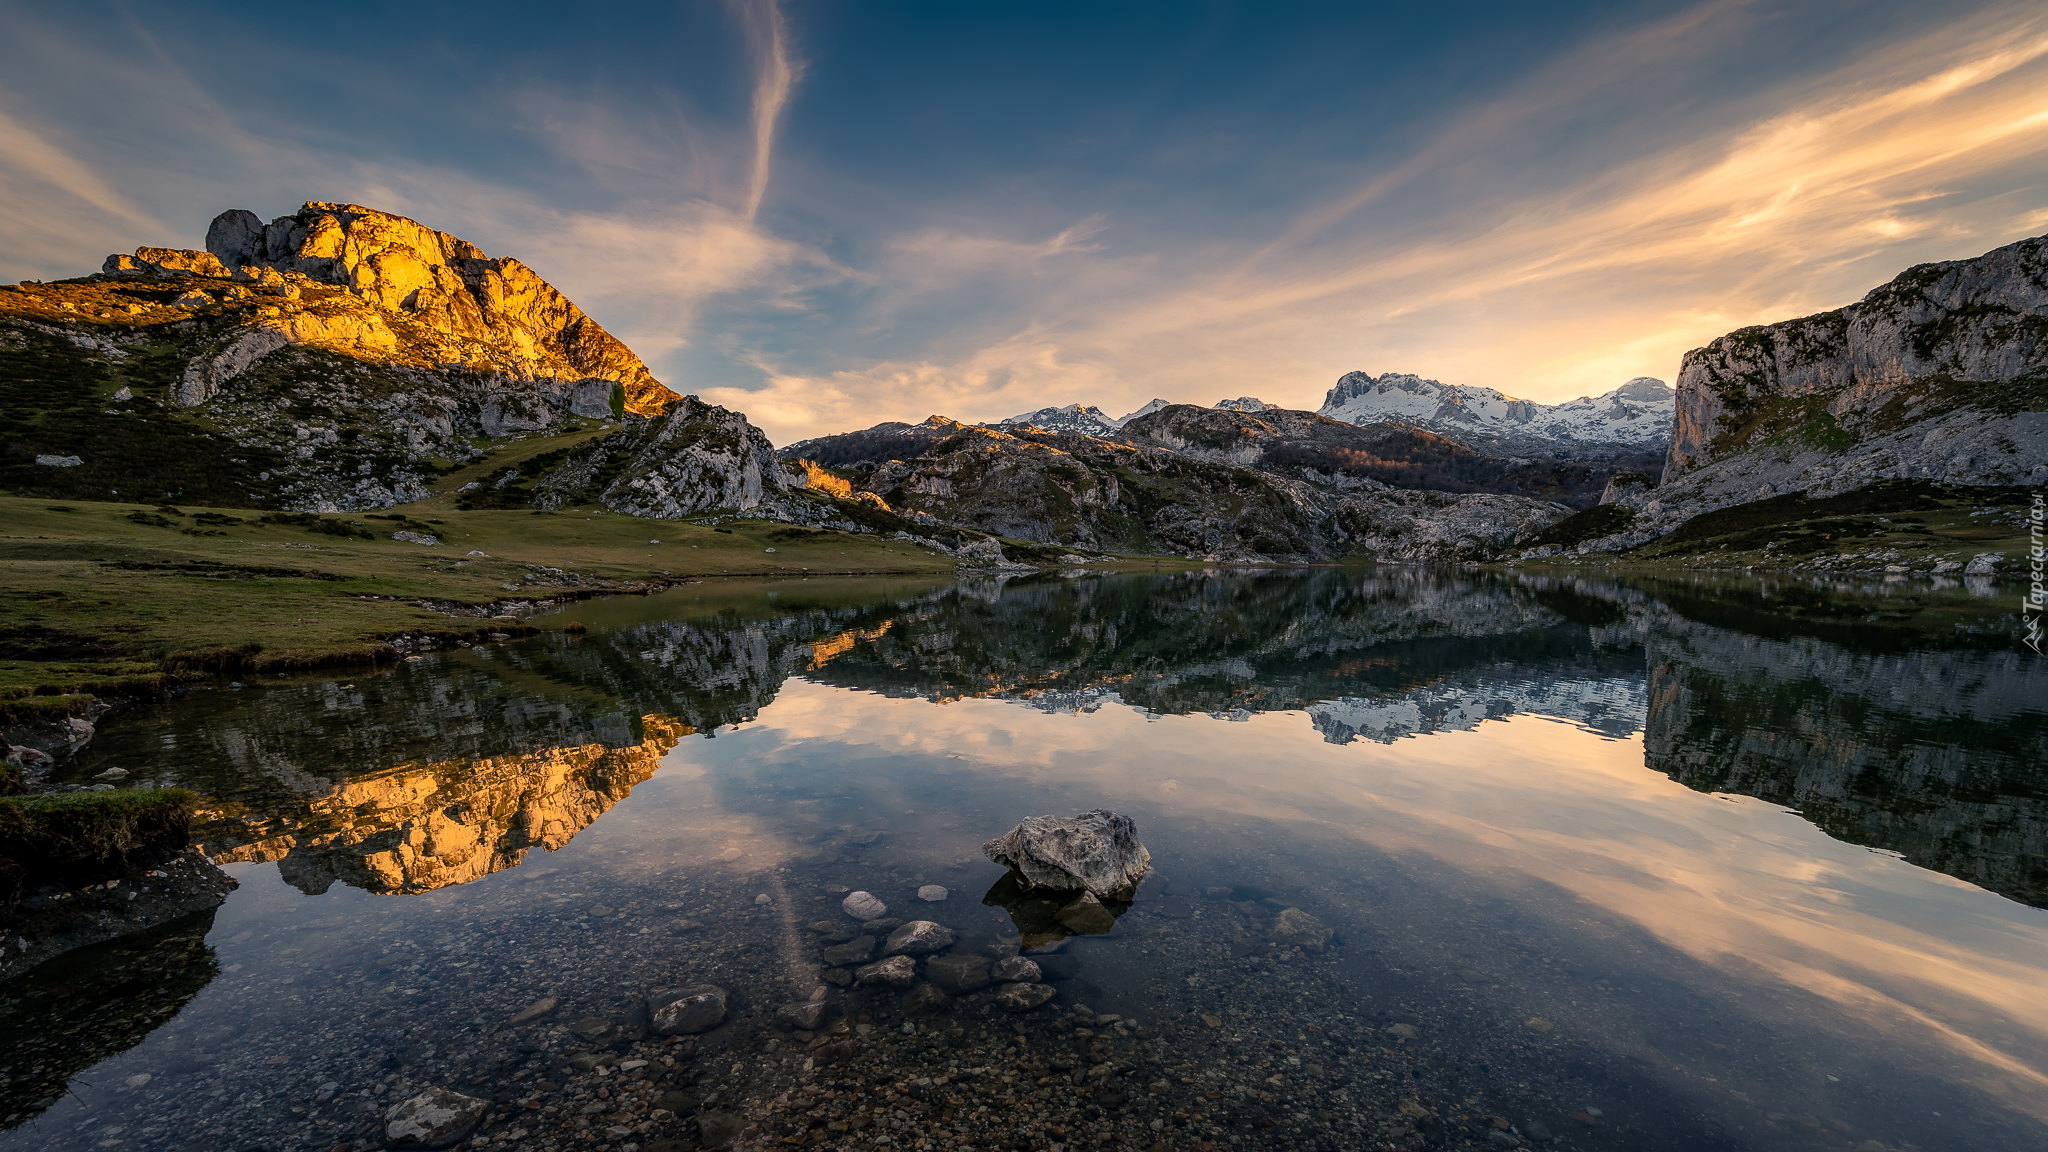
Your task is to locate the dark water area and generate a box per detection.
[4,569,2045,1152]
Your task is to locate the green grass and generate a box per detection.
[0,495,961,697]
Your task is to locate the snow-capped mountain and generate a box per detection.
[1319,372,1673,447]
[997,398,1184,433]
[1214,397,1272,413]
[1114,398,1173,425]
[996,403,1121,435]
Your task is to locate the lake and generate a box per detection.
[4,568,2044,1152]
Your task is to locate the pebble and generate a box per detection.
[855,955,917,988]
[384,1086,487,1148]
[1271,907,1332,950]
[754,893,771,905]
[648,984,729,1034]
[507,995,558,1026]
[917,884,949,901]
[990,955,1041,984]
[841,891,887,920]
[995,981,1058,1011]
[884,920,956,956]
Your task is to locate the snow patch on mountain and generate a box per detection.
[1319,372,1673,447]
[995,403,1120,435]
[1214,397,1272,413]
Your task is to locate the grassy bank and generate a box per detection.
[0,495,962,699]
[0,788,194,910]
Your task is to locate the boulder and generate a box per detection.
[995,982,1058,1011]
[384,1087,488,1148]
[884,920,956,956]
[855,955,918,988]
[648,984,729,1035]
[925,952,991,994]
[983,809,1151,899]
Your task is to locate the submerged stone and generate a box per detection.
[648,984,728,1035]
[384,1086,487,1148]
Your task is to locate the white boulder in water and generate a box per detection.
[983,809,1151,899]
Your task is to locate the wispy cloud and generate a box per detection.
[735,0,799,223]
[727,0,2048,437]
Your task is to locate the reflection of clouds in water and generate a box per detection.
[709,679,2048,1114]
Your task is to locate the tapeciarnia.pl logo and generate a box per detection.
[2028,492,2044,654]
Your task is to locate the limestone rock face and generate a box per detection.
[1592,233,2048,546]
[195,202,676,417]
[983,809,1151,899]
[529,395,798,518]
[1667,233,2048,481]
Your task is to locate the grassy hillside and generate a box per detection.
[0,496,959,700]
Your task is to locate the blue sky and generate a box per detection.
[3,0,2046,442]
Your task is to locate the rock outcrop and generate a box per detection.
[182,202,676,416]
[528,395,801,518]
[0,202,841,513]
[1590,233,2048,548]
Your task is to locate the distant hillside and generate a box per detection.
[779,414,1566,562]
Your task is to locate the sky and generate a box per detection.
[3,0,2047,444]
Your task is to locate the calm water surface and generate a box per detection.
[4,569,2044,1152]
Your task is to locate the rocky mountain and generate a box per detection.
[0,202,812,516]
[1213,397,1272,413]
[1122,402,1653,508]
[779,414,1565,560]
[997,402,1120,435]
[1567,232,2048,553]
[1320,372,1674,449]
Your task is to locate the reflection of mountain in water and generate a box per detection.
[1309,673,1647,743]
[802,570,1648,732]
[87,568,2045,910]
[1643,609,2048,908]
[0,910,218,1129]
[201,717,690,894]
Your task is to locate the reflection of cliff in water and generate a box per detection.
[0,910,218,1130]
[801,570,1649,737]
[1643,612,2048,908]
[199,717,690,895]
